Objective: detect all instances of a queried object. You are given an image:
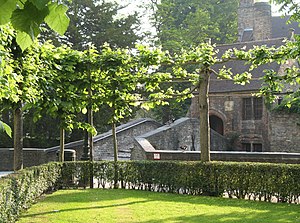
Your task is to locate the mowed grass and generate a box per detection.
[18,189,299,223]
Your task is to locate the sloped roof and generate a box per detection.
[210,38,285,93]
[272,16,300,38]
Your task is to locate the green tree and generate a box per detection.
[0,25,15,137]
[35,0,142,149]
[96,45,165,161]
[33,43,99,162]
[152,0,239,52]
[41,0,141,50]
[0,26,44,170]
[237,38,300,112]
[0,0,70,155]
[148,0,239,123]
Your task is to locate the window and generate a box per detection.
[242,97,263,120]
[253,143,262,152]
[242,143,251,152]
[242,143,263,152]
[253,98,263,119]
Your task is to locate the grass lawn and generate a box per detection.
[18,189,299,223]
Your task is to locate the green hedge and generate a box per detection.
[61,161,300,204]
[1,161,299,222]
[0,163,62,223]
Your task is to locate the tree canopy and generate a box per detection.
[152,0,239,52]
[41,0,141,50]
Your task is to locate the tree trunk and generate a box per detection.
[81,114,89,160]
[88,106,94,188]
[13,105,23,171]
[161,105,171,124]
[112,122,119,189]
[112,122,118,162]
[198,70,210,162]
[59,127,65,162]
[88,90,93,161]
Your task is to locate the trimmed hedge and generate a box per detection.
[1,161,299,222]
[62,161,300,204]
[0,163,62,223]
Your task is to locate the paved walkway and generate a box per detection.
[0,171,13,178]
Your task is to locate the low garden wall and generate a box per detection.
[132,138,300,163]
[1,161,299,222]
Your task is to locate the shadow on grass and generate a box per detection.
[44,188,299,210]
[139,211,296,223]
[21,199,150,219]
[21,189,299,223]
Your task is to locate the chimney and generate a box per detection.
[289,28,295,41]
[253,1,272,40]
[239,0,254,7]
[238,0,255,41]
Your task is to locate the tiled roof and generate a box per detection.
[272,16,300,38]
[210,38,285,93]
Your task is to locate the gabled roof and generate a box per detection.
[210,38,285,93]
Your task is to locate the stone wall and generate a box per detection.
[93,119,161,160]
[132,138,300,164]
[269,111,300,153]
[0,149,14,170]
[0,148,56,171]
[135,117,228,152]
[190,93,270,151]
[0,119,161,170]
[190,93,300,153]
[46,118,162,161]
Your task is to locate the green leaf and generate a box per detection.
[29,0,49,10]
[16,31,33,51]
[82,107,87,114]
[0,0,17,25]
[45,2,70,36]
[0,121,12,137]
[11,1,48,40]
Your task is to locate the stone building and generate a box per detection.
[189,0,300,153]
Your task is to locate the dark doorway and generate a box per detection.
[209,115,224,135]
